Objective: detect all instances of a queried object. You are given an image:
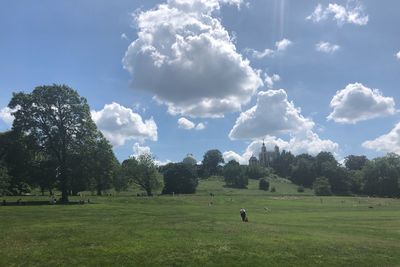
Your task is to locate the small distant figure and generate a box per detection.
[209,193,214,197]
[208,201,213,206]
[87,198,91,204]
[240,208,248,222]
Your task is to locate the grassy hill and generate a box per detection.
[1,179,400,266]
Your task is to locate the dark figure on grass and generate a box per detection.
[240,208,248,222]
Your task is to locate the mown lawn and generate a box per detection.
[1,179,400,266]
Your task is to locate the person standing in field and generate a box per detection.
[240,208,248,222]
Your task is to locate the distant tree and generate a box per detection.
[122,154,163,196]
[259,178,270,191]
[162,163,198,194]
[0,164,10,196]
[223,160,248,188]
[320,161,350,195]
[363,153,400,197]
[345,155,368,171]
[9,85,99,202]
[291,156,316,187]
[202,149,224,176]
[348,170,363,194]
[313,176,332,196]
[247,165,268,179]
[315,151,337,176]
[272,150,295,178]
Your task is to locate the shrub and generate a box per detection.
[259,178,270,191]
[162,163,198,194]
[313,176,332,196]
[270,186,276,193]
[297,186,305,193]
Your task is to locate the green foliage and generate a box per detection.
[202,149,224,176]
[8,84,100,202]
[362,153,400,197]
[162,163,198,194]
[247,165,268,179]
[291,155,316,187]
[258,178,269,191]
[272,149,295,178]
[122,154,163,196]
[0,164,10,196]
[313,176,332,196]
[297,186,305,193]
[270,186,276,192]
[345,155,368,170]
[223,160,248,188]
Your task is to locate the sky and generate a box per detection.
[1,0,400,165]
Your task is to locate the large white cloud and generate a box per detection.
[327,83,396,124]
[307,3,368,26]
[122,0,262,118]
[229,89,314,140]
[91,102,157,146]
[246,38,292,59]
[224,132,339,164]
[0,107,14,126]
[362,123,400,154]
[315,41,340,54]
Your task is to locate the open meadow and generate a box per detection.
[1,178,400,267]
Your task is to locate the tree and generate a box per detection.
[259,178,270,191]
[9,84,99,202]
[272,150,295,178]
[162,163,198,194]
[202,149,224,177]
[121,154,163,196]
[247,165,268,180]
[291,156,316,187]
[320,161,350,195]
[0,164,11,196]
[223,160,248,188]
[313,176,332,196]
[345,155,368,171]
[363,153,400,197]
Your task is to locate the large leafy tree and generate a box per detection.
[202,149,224,176]
[344,155,368,171]
[162,163,198,194]
[223,160,248,188]
[9,84,99,202]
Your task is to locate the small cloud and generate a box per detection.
[246,38,292,59]
[396,51,400,60]
[195,122,206,130]
[178,117,205,130]
[315,41,340,54]
[121,33,129,40]
[264,73,280,89]
[307,2,368,26]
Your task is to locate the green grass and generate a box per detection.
[1,179,400,266]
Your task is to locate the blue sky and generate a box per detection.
[1,0,400,164]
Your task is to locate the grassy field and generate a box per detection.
[1,178,400,267]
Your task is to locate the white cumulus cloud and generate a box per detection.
[396,51,400,60]
[316,41,340,54]
[246,38,292,59]
[132,142,151,157]
[229,89,314,140]
[362,123,400,154]
[91,102,157,146]
[122,0,262,118]
[307,3,368,26]
[0,107,14,126]
[178,117,205,130]
[327,83,396,124]
[264,73,280,89]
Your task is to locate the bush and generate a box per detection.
[297,186,305,193]
[270,186,276,193]
[223,160,248,188]
[259,178,270,191]
[313,176,332,196]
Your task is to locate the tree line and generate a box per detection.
[1,85,399,200]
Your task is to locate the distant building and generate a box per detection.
[249,141,280,167]
[182,153,197,166]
